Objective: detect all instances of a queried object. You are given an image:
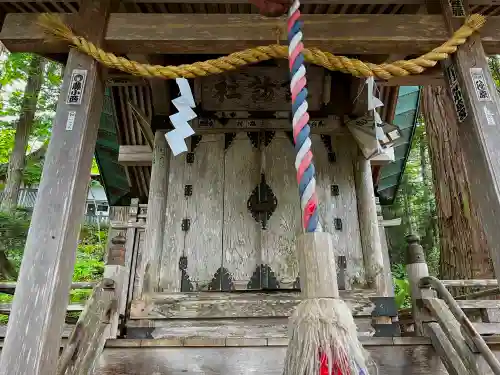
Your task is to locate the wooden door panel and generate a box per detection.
[260,132,301,289]
[222,133,261,290]
[184,135,226,291]
[159,152,187,292]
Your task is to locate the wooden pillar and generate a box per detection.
[137,131,169,297]
[406,234,434,336]
[355,156,387,295]
[103,206,128,338]
[297,233,339,299]
[376,198,395,296]
[0,1,113,373]
[432,0,500,282]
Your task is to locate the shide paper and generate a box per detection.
[166,78,197,156]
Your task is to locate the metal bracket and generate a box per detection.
[370,296,398,317]
[337,255,346,290]
[181,219,190,231]
[247,264,280,290]
[334,218,342,231]
[247,131,275,149]
[184,185,193,197]
[225,133,236,150]
[373,323,401,337]
[331,184,339,196]
[320,134,336,163]
[247,174,277,230]
[209,267,235,291]
[179,256,188,271]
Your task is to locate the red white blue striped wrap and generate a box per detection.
[287,0,321,233]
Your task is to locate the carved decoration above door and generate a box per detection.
[195,66,326,112]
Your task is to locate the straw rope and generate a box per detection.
[37,13,485,81]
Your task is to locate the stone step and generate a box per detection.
[130,290,378,319]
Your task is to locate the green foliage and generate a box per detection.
[0,209,30,256]
[0,52,62,183]
[0,218,108,324]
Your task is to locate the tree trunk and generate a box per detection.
[418,128,437,257]
[0,55,45,213]
[421,86,493,288]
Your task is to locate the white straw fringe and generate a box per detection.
[283,298,375,375]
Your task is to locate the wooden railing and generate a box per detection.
[56,279,116,375]
[420,276,500,375]
[0,282,97,331]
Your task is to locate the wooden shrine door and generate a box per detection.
[158,130,364,292]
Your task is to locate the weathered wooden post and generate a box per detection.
[136,131,169,297]
[0,1,114,373]
[355,156,387,295]
[406,234,434,335]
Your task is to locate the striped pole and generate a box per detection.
[288,0,321,233]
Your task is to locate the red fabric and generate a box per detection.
[247,0,292,17]
[319,353,345,375]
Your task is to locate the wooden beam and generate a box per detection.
[430,1,500,284]
[0,1,114,374]
[120,0,424,3]
[3,13,500,55]
[118,145,152,166]
[117,0,500,4]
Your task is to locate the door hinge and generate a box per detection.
[334,218,342,231]
[182,218,191,231]
[184,185,193,197]
[331,184,339,196]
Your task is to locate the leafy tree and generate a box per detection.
[0,55,46,212]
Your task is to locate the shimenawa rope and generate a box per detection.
[37,13,485,81]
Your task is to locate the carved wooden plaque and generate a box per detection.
[196,65,325,112]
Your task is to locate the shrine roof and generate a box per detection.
[377,85,421,205]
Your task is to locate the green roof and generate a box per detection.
[377,86,421,205]
[94,88,131,206]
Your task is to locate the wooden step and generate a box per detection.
[125,316,376,343]
[90,337,500,375]
[130,290,378,319]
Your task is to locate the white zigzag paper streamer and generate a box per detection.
[165,78,197,156]
[367,77,385,152]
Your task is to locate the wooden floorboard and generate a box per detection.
[91,344,500,375]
